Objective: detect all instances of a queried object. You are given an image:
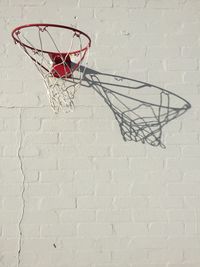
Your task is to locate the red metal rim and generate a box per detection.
[11,23,91,55]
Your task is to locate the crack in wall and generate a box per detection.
[17,108,26,267]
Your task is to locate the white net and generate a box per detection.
[12,24,91,113]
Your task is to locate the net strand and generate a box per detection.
[15,25,90,113]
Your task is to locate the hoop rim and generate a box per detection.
[11,23,91,55]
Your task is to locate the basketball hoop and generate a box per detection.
[11,23,91,113]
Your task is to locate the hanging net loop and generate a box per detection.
[12,23,91,113]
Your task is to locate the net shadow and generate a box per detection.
[80,67,191,148]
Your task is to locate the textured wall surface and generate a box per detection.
[1,0,200,267]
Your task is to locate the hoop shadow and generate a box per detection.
[78,66,191,148]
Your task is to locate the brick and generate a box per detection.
[80,0,112,7]
[22,107,53,119]
[114,0,146,8]
[184,197,200,208]
[129,9,163,23]
[147,0,180,9]
[0,6,22,17]
[130,237,167,249]
[147,47,180,59]
[132,183,166,196]
[148,248,183,263]
[22,238,61,252]
[75,250,111,264]
[59,158,92,170]
[23,170,39,182]
[21,119,41,131]
[0,158,20,171]
[3,197,21,209]
[185,224,198,236]
[0,212,20,223]
[182,121,200,132]
[0,239,18,252]
[62,237,94,250]
[130,159,164,170]
[96,133,123,144]
[23,211,58,223]
[78,223,112,237]
[0,80,23,94]
[167,159,200,171]
[94,158,128,170]
[95,8,129,20]
[97,210,131,222]
[130,58,163,71]
[165,134,198,145]
[23,6,93,20]
[182,145,200,157]
[168,183,200,195]
[59,182,74,196]
[77,145,110,157]
[96,181,131,196]
[133,209,168,222]
[77,196,113,209]
[168,237,200,248]
[37,144,78,157]
[165,34,198,46]
[3,145,19,157]
[24,133,58,144]
[0,170,22,183]
[165,83,198,95]
[61,210,96,222]
[4,118,19,130]
[184,248,200,261]
[132,34,166,46]
[0,93,39,107]
[41,224,76,237]
[182,47,200,58]
[111,144,146,156]
[2,224,18,237]
[183,170,200,182]
[26,183,59,196]
[73,177,95,195]
[148,21,182,33]
[77,119,112,132]
[41,197,76,209]
[0,108,20,118]
[149,197,184,208]
[148,223,184,236]
[39,170,74,183]
[41,119,76,131]
[60,133,96,144]
[114,223,148,236]
[112,249,148,264]
[20,145,39,157]
[95,238,129,251]
[0,132,18,144]
[146,145,180,158]
[167,59,198,71]
[113,197,148,209]
[169,209,196,222]
[184,71,200,83]
[148,71,183,83]
[23,158,57,170]
[10,0,46,5]
[22,224,40,237]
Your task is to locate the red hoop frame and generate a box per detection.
[11,23,91,78]
[11,23,91,55]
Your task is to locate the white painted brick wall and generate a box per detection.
[0,0,200,267]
